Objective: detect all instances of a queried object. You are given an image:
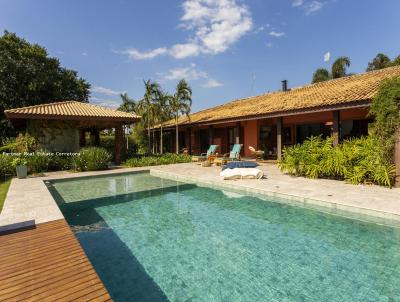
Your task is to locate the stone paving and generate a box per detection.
[1,163,399,231]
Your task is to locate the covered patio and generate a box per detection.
[5,101,140,164]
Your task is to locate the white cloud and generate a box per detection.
[292,0,304,7]
[266,42,273,48]
[122,47,168,60]
[91,86,121,96]
[162,63,208,81]
[170,43,201,59]
[305,1,324,14]
[293,0,325,14]
[81,52,88,56]
[269,31,285,37]
[120,0,252,60]
[90,97,120,109]
[202,78,223,88]
[324,51,331,62]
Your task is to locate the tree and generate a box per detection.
[0,31,90,137]
[170,79,192,154]
[312,68,330,83]
[311,56,351,83]
[366,53,391,71]
[156,90,173,154]
[391,55,400,67]
[331,56,351,79]
[118,93,137,113]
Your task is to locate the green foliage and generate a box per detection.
[278,136,396,187]
[125,153,191,167]
[0,178,12,213]
[367,53,392,71]
[73,147,111,171]
[0,154,14,177]
[367,53,400,71]
[311,56,351,83]
[331,56,351,79]
[26,152,50,174]
[0,31,90,137]
[312,68,330,83]
[369,77,400,160]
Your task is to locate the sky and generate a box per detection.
[1,0,400,112]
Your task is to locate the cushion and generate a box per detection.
[222,161,259,171]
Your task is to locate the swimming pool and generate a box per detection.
[48,171,400,302]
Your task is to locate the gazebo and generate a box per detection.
[5,101,140,164]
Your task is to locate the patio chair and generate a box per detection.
[192,145,218,162]
[223,144,242,161]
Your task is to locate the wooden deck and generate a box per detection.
[0,219,112,301]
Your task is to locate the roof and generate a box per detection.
[162,65,400,127]
[5,101,140,123]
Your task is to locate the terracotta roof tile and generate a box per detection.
[5,101,140,122]
[163,66,400,127]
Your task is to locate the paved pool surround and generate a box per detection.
[1,163,400,231]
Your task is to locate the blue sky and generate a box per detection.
[1,0,399,112]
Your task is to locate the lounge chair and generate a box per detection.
[223,144,242,161]
[192,144,218,162]
[248,146,264,159]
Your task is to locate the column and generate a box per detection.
[114,124,124,165]
[209,126,214,146]
[277,117,283,160]
[332,110,340,146]
[235,122,240,144]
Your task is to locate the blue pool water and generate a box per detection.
[48,172,400,302]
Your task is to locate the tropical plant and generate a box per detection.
[170,79,192,154]
[278,136,396,187]
[118,93,138,113]
[156,90,173,154]
[331,56,351,79]
[124,153,191,167]
[73,147,111,171]
[138,80,161,153]
[0,154,15,177]
[311,56,351,83]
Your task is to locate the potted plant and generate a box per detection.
[12,158,28,179]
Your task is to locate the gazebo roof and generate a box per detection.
[5,101,140,123]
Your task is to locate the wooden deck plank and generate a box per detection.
[0,219,112,301]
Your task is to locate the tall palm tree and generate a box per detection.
[118,92,137,113]
[155,90,173,154]
[139,80,160,153]
[170,79,192,154]
[331,56,351,79]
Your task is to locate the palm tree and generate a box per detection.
[155,90,173,154]
[170,79,192,154]
[312,68,330,83]
[139,80,160,153]
[311,56,351,83]
[331,56,351,79]
[118,92,137,113]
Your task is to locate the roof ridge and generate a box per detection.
[4,100,79,113]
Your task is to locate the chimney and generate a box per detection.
[281,80,288,91]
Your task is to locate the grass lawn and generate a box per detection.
[0,178,12,213]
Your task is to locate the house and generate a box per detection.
[5,101,140,164]
[160,66,400,160]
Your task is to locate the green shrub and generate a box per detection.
[73,147,111,171]
[278,136,395,187]
[48,155,74,171]
[0,154,15,177]
[125,153,191,167]
[26,152,50,174]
